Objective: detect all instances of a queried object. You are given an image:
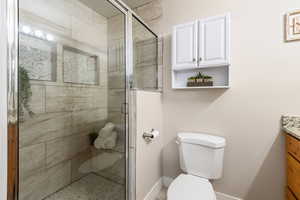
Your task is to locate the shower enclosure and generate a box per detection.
[5,0,159,200]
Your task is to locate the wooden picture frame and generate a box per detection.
[285,10,300,42]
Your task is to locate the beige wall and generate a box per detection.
[135,91,163,200]
[139,0,300,199]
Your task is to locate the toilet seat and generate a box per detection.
[167,174,216,200]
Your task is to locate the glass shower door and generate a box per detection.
[18,0,127,200]
[132,16,158,90]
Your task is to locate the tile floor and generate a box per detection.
[95,156,125,185]
[44,172,167,200]
[44,173,125,200]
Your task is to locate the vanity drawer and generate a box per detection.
[287,154,300,199]
[287,134,300,162]
[287,188,297,200]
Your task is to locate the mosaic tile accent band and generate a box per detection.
[63,46,99,85]
[19,33,57,81]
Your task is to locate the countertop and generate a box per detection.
[282,115,300,139]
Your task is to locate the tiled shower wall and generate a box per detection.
[107,15,126,138]
[19,1,109,200]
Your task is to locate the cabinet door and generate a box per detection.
[199,14,230,67]
[287,188,297,200]
[172,21,198,69]
[287,154,300,199]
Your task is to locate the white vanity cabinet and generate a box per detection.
[172,14,230,89]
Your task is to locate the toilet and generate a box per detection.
[167,132,226,200]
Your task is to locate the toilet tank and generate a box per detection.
[177,132,226,180]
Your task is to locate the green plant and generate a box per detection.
[19,67,34,118]
[188,76,197,80]
[202,75,212,79]
[188,72,212,82]
[196,72,203,78]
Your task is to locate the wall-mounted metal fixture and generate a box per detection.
[143,129,159,143]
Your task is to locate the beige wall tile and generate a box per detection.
[19,112,72,147]
[108,89,125,112]
[100,71,108,87]
[107,15,125,41]
[108,111,125,132]
[135,39,157,67]
[19,168,48,200]
[71,17,107,50]
[19,0,72,30]
[135,66,157,89]
[92,11,108,26]
[133,0,163,23]
[71,108,107,135]
[46,134,90,167]
[45,86,73,112]
[19,143,46,180]
[71,1,94,24]
[28,84,46,114]
[45,86,107,112]
[108,72,126,89]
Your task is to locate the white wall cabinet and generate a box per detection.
[172,21,198,69]
[172,14,230,89]
[199,15,230,67]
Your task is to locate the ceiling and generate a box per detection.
[123,0,154,8]
[79,0,154,18]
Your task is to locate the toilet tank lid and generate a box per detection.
[177,132,226,148]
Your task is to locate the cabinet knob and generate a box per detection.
[193,58,196,62]
[198,57,202,62]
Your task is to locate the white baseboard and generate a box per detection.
[162,177,243,200]
[144,178,163,200]
[215,192,243,200]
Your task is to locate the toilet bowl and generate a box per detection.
[168,174,216,200]
[167,132,226,200]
